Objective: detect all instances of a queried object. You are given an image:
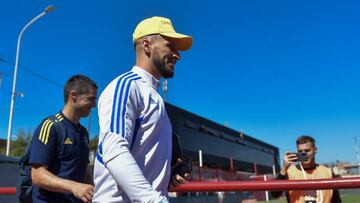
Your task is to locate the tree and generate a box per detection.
[89,136,99,152]
[9,128,33,157]
[0,148,4,154]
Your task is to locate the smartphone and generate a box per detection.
[295,152,308,162]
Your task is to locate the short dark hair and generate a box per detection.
[296,135,316,147]
[64,74,97,103]
[134,34,160,49]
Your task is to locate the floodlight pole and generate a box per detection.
[6,5,55,156]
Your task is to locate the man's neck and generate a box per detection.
[62,105,80,124]
[135,61,160,80]
[302,162,317,170]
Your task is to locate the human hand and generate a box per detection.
[169,173,191,188]
[169,158,191,188]
[71,182,94,203]
[284,151,298,164]
[280,151,298,175]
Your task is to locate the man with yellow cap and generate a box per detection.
[93,16,192,202]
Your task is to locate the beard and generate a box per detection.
[153,54,174,79]
[160,65,174,78]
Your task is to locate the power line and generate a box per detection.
[0,55,62,88]
[21,66,63,87]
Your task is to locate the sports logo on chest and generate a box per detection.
[64,137,73,144]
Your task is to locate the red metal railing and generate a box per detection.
[0,187,16,195]
[2,177,360,195]
[170,177,360,192]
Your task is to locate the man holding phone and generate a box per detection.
[271,135,341,203]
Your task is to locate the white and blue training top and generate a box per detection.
[93,66,172,203]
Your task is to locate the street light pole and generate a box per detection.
[6,5,55,156]
[355,137,360,175]
[163,79,168,102]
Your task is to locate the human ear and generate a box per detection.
[69,90,77,102]
[142,39,151,55]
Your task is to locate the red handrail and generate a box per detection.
[0,187,16,195]
[170,177,360,192]
[2,177,360,195]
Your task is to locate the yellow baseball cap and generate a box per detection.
[132,16,192,51]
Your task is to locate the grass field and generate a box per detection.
[340,194,360,202]
[258,194,360,203]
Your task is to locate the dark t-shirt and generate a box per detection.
[29,112,89,203]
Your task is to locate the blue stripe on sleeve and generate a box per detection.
[116,74,139,135]
[110,72,134,133]
[120,76,141,136]
[110,71,134,132]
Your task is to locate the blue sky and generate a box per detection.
[0,0,359,164]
